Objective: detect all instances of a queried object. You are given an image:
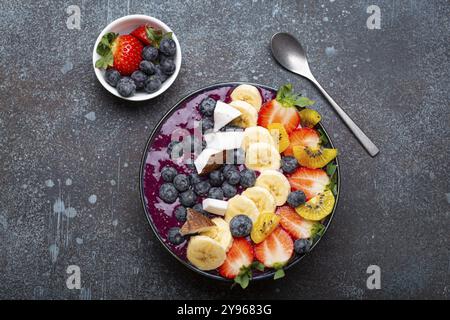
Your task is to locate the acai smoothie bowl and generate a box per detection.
[140,82,340,288]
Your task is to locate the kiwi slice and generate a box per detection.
[295,190,335,221]
[298,109,321,128]
[293,146,338,169]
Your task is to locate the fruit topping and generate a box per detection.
[254,227,293,269]
[229,100,258,128]
[218,238,254,279]
[295,190,335,221]
[277,206,318,239]
[229,215,253,238]
[116,77,136,97]
[239,169,256,188]
[213,100,241,131]
[158,183,178,203]
[200,217,233,252]
[160,58,176,75]
[221,182,237,198]
[167,227,186,245]
[288,167,330,200]
[294,238,312,255]
[245,142,281,172]
[230,84,263,111]
[96,33,144,76]
[142,45,159,61]
[286,190,306,208]
[173,174,190,192]
[179,189,197,207]
[267,123,290,153]
[284,128,320,156]
[130,70,148,89]
[202,198,228,216]
[224,168,240,185]
[280,156,299,174]
[159,38,177,56]
[250,212,280,244]
[187,235,226,271]
[208,170,224,187]
[293,146,338,169]
[199,97,217,117]
[207,187,224,200]
[242,186,276,214]
[144,75,162,93]
[160,166,178,182]
[225,195,260,223]
[193,180,211,197]
[174,206,187,222]
[193,148,224,175]
[139,60,156,75]
[298,108,321,128]
[180,208,215,236]
[255,170,290,206]
[105,68,121,87]
[241,126,275,151]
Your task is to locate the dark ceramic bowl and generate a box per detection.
[139,82,340,281]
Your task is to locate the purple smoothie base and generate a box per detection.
[142,85,275,268]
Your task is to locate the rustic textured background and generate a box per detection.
[0,0,448,299]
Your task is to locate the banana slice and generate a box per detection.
[242,186,276,213]
[187,235,226,270]
[229,100,258,128]
[201,218,233,252]
[241,126,276,151]
[230,84,263,111]
[225,195,260,223]
[245,142,281,171]
[255,170,290,206]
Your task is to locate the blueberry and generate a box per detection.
[130,70,148,90]
[174,206,187,222]
[287,190,306,208]
[161,166,178,182]
[168,227,185,245]
[193,203,208,216]
[158,183,178,203]
[239,169,256,188]
[142,45,159,61]
[167,141,183,158]
[144,75,162,93]
[281,156,299,174]
[160,58,176,75]
[179,190,197,207]
[294,239,312,255]
[223,164,237,176]
[189,173,203,185]
[199,97,216,117]
[116,77,136,97]
[221,182,237,198]
[229,215,252,237]
[208,187,224,200]
[202,117,214,133]
[105,68,121,87]
[209,170,224,187]
[225,169,240,185]
[173,174,190,192]
[159,38,177,56]
[139,60,156,75]
[154,65,169,82]
[193,181,211,196]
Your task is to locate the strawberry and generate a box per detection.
[218,238,254,279]
[258,84,303,134]
[288,167,330,200]
[130,25,152,45]
[277,206,322,239]
[95,32,143,76]
[254,227,293,268]
[284,127,320,156]
[130,25,167,46]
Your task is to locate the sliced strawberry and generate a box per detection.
[254,227,293,268]
[258,99,300,134]
[95,33,143,76]
[277,206,317,239]
[130,25,152,45]
[218,238,254,279]
[284,128,320,156]
[288,167,330,200]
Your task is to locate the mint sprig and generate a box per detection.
[272,263,285,280]
[232,262,265,289]
[276,84,315,108]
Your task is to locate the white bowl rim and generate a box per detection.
[92,14,182,101]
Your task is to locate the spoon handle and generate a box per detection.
[308,77,380,157]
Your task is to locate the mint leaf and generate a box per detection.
[311,223,326,239]
[251,261,265,272]
[234,272,250,289]
[297,97,315,107]
[318,128,329,146]
[276,84,315,108]
[274,268,285,280]
[326,162,337,176]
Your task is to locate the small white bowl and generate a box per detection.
[92,15,182,101]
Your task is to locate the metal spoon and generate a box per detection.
[271,32,379,157]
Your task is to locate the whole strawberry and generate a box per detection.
[95,32,143,76]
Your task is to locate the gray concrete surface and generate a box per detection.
[0,0,448,299]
